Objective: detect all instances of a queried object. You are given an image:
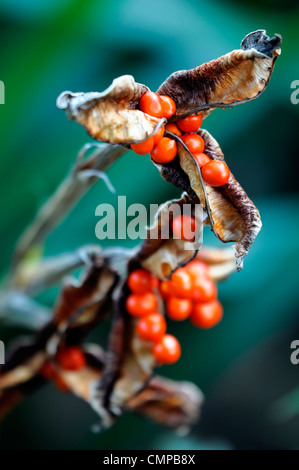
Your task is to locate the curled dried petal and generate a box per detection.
[57,75,166,144]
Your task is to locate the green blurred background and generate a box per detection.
[0,0,299,450]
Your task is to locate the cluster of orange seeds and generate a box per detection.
[126,269,181,365]
[161,260,223,329]
[131,91,231,187]
[126,258,223,366]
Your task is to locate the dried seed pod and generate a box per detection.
[0,258,118,390]
[136,193,205,278]
[157,30,281,119]
[0,30,282,431]
[126,376,203,431]
[56,30,281,269]
[154,129,261,270]
[57,75,166,144]
[0,242,235,429]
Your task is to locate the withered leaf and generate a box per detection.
[57,75,166,144]
[157,30,281,119]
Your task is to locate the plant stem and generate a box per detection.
[11,143,127,270]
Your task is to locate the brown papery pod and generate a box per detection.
[52,353,203,432]
[153,129,261,270]
[98,193,203,418]
[196,246,236,281]
[0,345,106,422]
[180,130,261,270]
[136,193,205,278]
[0,242,235,428]
[127,376,203,431]
[157,30,281,119]
[57,75,166,144]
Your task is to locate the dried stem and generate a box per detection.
[11,143,127,270]
[0,292,51,329]
[10,245,102,295]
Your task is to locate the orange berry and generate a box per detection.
[128,269,157,294]
[40,361,56,379]
[139,91,164,118]
[165,123,182,136]
[201,160,230,186]
[190,300,223,329]
[172,215,198,242]
[56,347,86,371]
[150,137,177,163]
[166,297,192,321]
[193,152,211,168]
[153,126,165,145]
[192,278,217,303]
[171,268,193,298]
[126,292,158,317]
[131,137,155,155]
[177,114,203,133]
[181,134,205,154]
[185,260,209,280]
[153,334,181,364]
[159,95,176,118]
[160,280,172,299]
[136,313,167,342]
